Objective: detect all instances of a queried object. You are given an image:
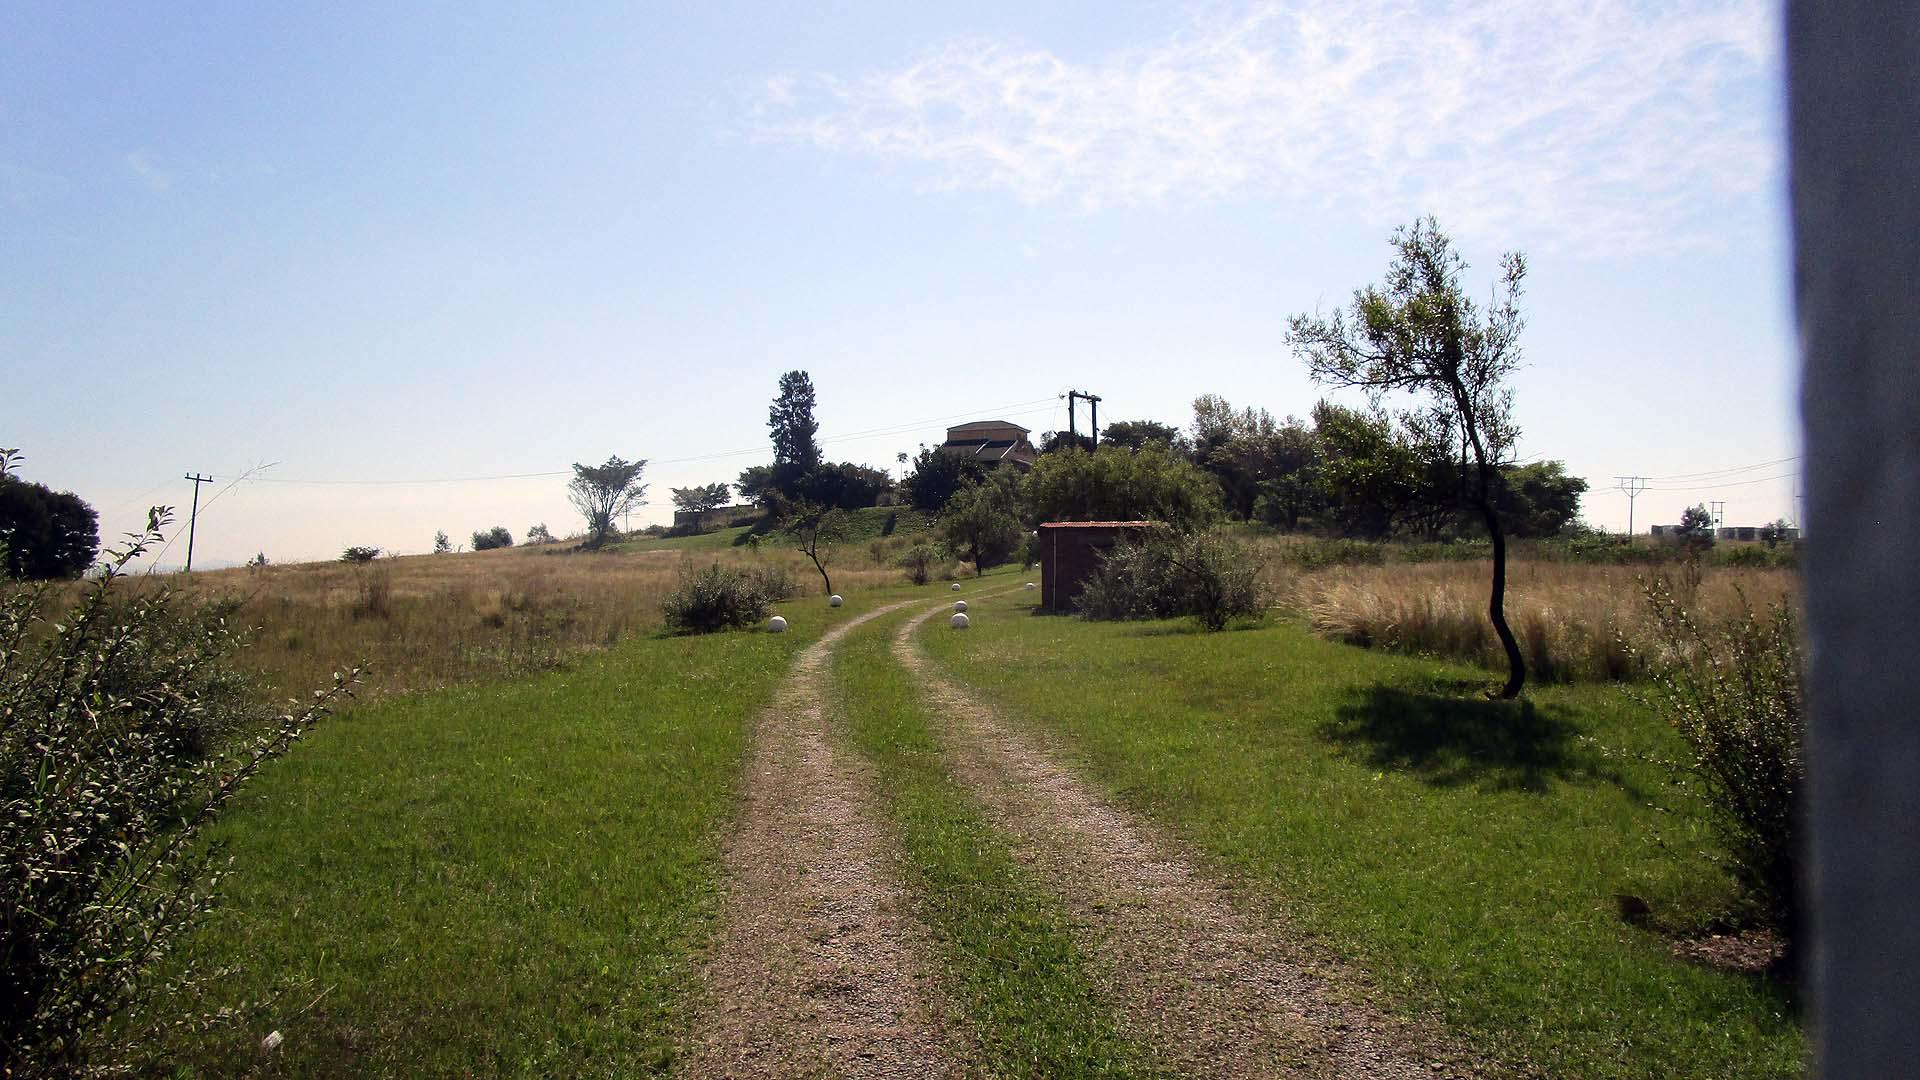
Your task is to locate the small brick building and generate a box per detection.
[1036,521,1161,613]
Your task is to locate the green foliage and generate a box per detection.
[1078,529,1266,630]
[660,563,785,634]
[0,450,99,580]
[904,445,990,512]
[1639,579,1805,941]
[1,511,356,1076]
[670,483,733,515]
[340,545,381,563]
[1309,401,1419,539]
[1498,461,1589,538]
[432,529,453,554]
[1096,419,1184,453]
[773,496,845,596]
[939,473,1024,577]
[735,464,774,508]
[525,522,555,544]
[1677,505,1717,551]
[470,525,513,551]
[568,456,648,548]
[1021,444,1220,530]
[768,370,823,472]
[799,461,890,510]
[896,542,949,585]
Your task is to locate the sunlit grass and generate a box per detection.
[919,590,1803,1080]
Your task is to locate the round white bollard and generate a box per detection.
[1025,582,1036,590]
[954,600,968,613]
[767,615,788,633]
[829,594,843,607]
[951,582,962,591]
[951,612,970,629]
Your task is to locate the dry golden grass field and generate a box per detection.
[157,540,911,703]
[1280,556,1797,682]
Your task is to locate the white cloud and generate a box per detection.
[749,2,1780,251]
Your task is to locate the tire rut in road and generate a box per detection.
[677,601,970,1080]
[892,599,1462,1080]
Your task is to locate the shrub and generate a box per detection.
[662,563,783,633]
[1638,577,1805,942]
[0,451,99,581]
[896,542,947,585]
[432,530,453,554]
[525,523,555,544]
[471,526,513,551]
[0,511,357,1076]
[340,545,380,563]
[1081,530,1266,631]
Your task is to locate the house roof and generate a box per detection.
[947,420,1031,435]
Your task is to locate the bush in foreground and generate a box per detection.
[1639,577,1805,945]
[1081,530,1266,631]
[662,563,789,633]
[1,511,357,1076]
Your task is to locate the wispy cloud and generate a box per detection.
[749,2,1780,250]
[125,150,171,193]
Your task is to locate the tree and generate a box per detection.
[0,450,99,581]
[735,465,775,508]
[1759,518,1793,549]
[471,526,513,550]
[671,483,733,516]
[569,456,648,548]
[340,545,381,563]
[939,472,1023,576]
[799,461,889,510]
[1099,419,1185,454]
[1287,216,1531,697]
[1497,462,1589,538]
[433,530,452,554]
[1309,401,1419,540]
[1676,504,1717,552]
[1038,430,1096,455]
[1022,444,1220,531]
[525,522,555,544]
[773,496,843,596]
[903,445,989,512]
[768,370,822,496]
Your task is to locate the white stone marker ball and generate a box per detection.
[951,612,970,629]
[952,582,962,591]
[829,594,843,607]
[954,600,968,613]
[767,615,788,633]
[1025,582,1036,590]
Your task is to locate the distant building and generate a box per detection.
[939,420,1038,469]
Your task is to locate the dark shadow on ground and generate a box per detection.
[1319,682,1624,794]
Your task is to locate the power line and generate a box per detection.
[1642,470,1800,492]
[1645,455,1802,481]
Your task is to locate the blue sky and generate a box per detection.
[3,2,1796,566]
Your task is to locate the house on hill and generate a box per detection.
[939,420,1038,469]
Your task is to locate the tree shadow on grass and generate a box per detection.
[1319,682,1626,794]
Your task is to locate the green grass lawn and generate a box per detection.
[832,595,1166,1080]
[918,592,1803,1080]
[159,590,906,1078]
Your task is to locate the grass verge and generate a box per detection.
[919,591,1803,1080]
[156,598,875,1078]
[832,597,1166,1080]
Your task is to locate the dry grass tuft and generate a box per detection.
[1286,559,1796,683]
[149,542,906,703]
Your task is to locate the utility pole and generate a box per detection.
[183,472,213,572]
[1615,475,1648,537]
[1065,389,1103,447]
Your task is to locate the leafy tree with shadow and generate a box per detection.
[1289,216,1532,698]
[903,445,989,513]
[1021,444,1220,530]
